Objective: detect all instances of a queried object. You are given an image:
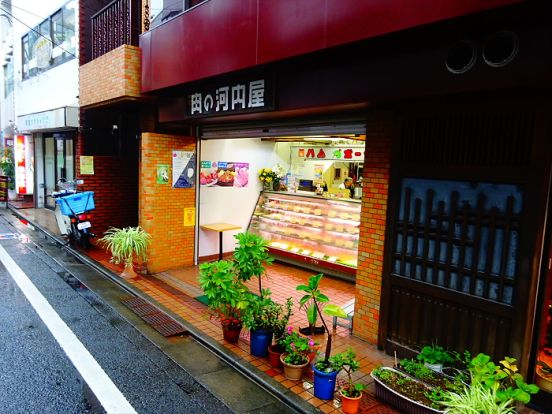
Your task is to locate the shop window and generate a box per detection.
[21,0,76,80]
[393,178,523,305]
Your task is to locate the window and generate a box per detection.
[21,0,76,80]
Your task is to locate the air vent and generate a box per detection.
[483,31,519,68]
[400,111,533,166]
[445,40,477,74]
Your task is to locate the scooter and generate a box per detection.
[51,178,95,249]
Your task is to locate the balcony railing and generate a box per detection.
[92,0,141,59]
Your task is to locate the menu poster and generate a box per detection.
[200,161,249,188]
[172,150,196,188]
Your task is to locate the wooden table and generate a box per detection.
[200,223,242,260]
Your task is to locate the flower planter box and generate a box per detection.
[371,367,445,414]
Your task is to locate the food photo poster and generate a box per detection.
[200,161,249,188]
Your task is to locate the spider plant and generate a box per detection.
[98,226,151,278]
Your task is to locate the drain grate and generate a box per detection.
[121,296,188,337]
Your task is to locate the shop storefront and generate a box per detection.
[17,106,78,208]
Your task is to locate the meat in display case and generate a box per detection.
[247,191,361,279]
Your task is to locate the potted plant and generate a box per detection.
[297,274,348,399]
[417,344,456,373]
[279,326,316,380]
[98,226,151,279]
[336,348,367,414]
[198,260,251,343]
[232,231,273,297]
[535,360,552,393]
[242,292,293,358]
[266,296,294,368]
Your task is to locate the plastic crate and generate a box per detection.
[56,191,95,215]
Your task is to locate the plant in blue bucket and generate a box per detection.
[297,274,348,400]
[242,290,292,357]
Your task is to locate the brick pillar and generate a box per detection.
[140,133,196,273]
[353,112,393,344]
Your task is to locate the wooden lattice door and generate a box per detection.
[381,104,547,361]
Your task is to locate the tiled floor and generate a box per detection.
[10,207,394,413]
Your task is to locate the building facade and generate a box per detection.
[80,0,551,410]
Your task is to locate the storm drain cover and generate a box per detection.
[121,296,188,337]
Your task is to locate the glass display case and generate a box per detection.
[247,191,361,279]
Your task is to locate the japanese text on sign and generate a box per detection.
[187,79,273,118]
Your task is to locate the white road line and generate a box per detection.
[0,245,137,414]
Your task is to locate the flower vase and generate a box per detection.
[263,182,273,191]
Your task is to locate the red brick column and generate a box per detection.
[353,112,393,344]
[140,133,196,273]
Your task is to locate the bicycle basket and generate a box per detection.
[55,191,95,215]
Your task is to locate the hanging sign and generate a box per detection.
[172,151,196,188]
[186,76,275,118]
[294,145,365,161]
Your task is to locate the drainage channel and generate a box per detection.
[5,209,309,414]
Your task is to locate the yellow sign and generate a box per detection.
[184,207,195,227]
[80,156,94,175]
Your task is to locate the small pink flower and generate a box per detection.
[290,342,296,349]
[309,340,315,347]
[287,326,293,333]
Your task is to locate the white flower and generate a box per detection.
[272,164,286,179]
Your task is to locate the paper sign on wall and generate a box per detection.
[80,156,94,175]
[184,207,195,226]
[200,161,249,187]
[172,151,196,188]
[156,164,169,184]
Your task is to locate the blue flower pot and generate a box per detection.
[313,365,339,400]
[249,329,273,357]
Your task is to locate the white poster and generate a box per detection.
[172,151,196,188]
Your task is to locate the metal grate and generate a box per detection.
[121,296,188,337]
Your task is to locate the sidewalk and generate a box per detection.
[12,207,397,413]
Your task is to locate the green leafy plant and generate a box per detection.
[279,326,316,365]
[400,358,438,382]
[321,348,366,398]
[198,260,250,328]
[98,226,151,268]
[417,344,456,366]
[242,291,293,333]
[233,232,273,297]
[442,353,539,413]
[0,147,15,190]
[296,273,347,364]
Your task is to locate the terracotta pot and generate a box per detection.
[535,368,552,393]
[340,389,363,414]
[280,353,309,381]
[120,262,138,279]
[268,344,283,368]
[222,323,242,343]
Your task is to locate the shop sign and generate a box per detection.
[186,78,274,118]
[295,146,365,161]
[172,150,196,188]
[17,107,79,132]
[0,176,7,202]
[34,36,53,69]
[14,135,29,194]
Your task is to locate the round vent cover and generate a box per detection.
[445,40,477,74]
[483,31,519,67]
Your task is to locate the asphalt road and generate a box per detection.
[0,214,232,414]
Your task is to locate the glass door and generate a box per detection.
[43,134,75,209]
[44,137,56,209]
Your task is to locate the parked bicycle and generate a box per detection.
[51,178,95,249]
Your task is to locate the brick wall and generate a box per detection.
[353,112,393,344]
[79,45,141,107]
[139,133,196,273]
[75,133,139,240]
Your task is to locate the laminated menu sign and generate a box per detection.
[200,161,249,187]
[172,151,196,188]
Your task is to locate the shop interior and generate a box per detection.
[198,133,366,280]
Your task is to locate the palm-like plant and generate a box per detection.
[98,226,151,278]
[233,232,273,298]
